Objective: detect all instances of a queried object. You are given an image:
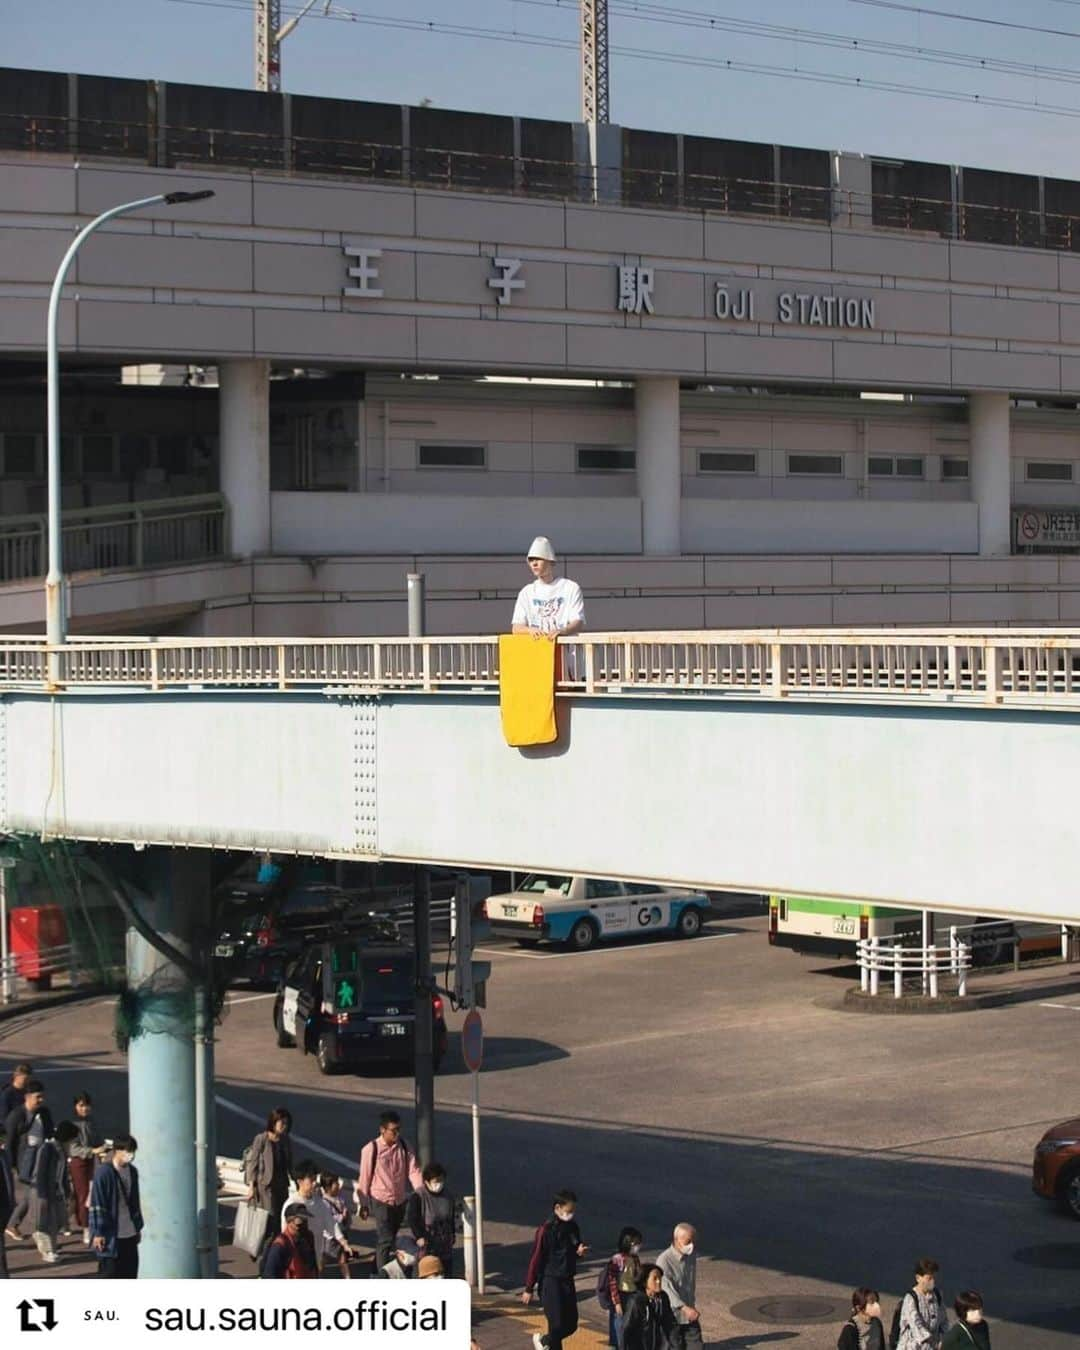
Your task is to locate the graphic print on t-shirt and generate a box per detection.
[511,577,585,634]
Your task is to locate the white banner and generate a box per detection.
[3,1279,471,1349]
[1014,507,1080,549]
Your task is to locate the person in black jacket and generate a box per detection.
[623,1264,677,1350]
[838,1287,886,1350]
[407,1161,460,1278]
[521,1188,589,1350]
[3,1079,53,1241]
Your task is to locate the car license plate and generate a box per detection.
[832,918,857,936]
[214,943,234,958]
[501,903,519,917]
[380,1023,406,1037]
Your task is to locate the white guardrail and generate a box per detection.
[3,628,1080,709]
[858,936,973,999]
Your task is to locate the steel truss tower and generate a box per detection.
[581,0,609,125]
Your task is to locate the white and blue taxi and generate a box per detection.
[485,874,710,950]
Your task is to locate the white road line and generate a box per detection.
[476,931,741,960]
[215,1094,357,1174]
[1038,1001,1080,1011]
[226,993,276,1006]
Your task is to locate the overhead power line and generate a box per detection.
[845,0,1080,43]
[165,0,1080,123]
[500,0,1080,90]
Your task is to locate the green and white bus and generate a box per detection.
[768,894,1060,964]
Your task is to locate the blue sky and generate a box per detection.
[12,0,1080,178]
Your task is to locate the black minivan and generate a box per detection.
[272,931,448,1075]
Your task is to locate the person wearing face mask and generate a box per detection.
[838,1287,887,1350]
[602,1226,644,1348]
[522,1188,589,1350]
[941,1293,989,1350]
[88,1135,143,1278]
[407,1161,460,1278]
[656,1223,701,1350]
[380,1234,420,1278]
[622,1264,677,1350]
[895,1257,948,1350]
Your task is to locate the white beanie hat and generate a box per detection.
[526,536,557,562]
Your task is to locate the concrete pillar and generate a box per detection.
[125,851,214,1278]
[219,358,270,557]
[635,377,682,555]
[968,391,1012,557]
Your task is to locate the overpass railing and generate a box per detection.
[0,494,227,584]
[3,629,1080,709]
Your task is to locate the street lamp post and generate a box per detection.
[45,189,215,649]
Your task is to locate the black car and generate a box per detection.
[215,883,375,986]
[272,931,448,1076]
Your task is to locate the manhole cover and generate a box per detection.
[730,1295,843,1324]
[1013,1243,1080,1270]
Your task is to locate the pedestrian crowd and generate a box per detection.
[520,1194,992,1350]
[241,1107,461,1282]
[0,1060,999,1350]
[0,1061,142,1278]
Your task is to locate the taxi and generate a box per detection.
[485,874,710,950]
[272,925,447,1075]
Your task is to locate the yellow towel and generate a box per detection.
[498,634,558,746]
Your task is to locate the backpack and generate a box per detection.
[889,1289,943,1350]
[595,1258,614,1311]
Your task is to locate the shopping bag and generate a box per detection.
[233,1200,271,1258]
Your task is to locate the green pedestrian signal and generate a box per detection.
[336,978,356,1009]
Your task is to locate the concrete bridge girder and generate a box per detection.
[2,690,1078,925]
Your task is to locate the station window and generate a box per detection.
[698,450,757,475]
[417,444,486,469]
[787,453,843,476]
[941,457,969,480]
[576,446,637,473]
[868,455,924,478]
[2,433,38,477]
[1026,461,1073,482]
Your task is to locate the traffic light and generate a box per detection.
[453,874,492,1010]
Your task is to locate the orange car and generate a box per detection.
[1033,1117,1080,1218]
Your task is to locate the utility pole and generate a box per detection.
[254,0,324,92]
[413,866,435,1167]
[581,0,609,125]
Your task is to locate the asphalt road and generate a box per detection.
[2,907,1079,1348]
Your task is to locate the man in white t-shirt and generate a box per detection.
[511,537,585,639]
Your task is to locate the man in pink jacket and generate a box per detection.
[355,1110,422,1272]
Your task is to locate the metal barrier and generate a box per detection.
[4,628,1080,711]
[0,494,227,585]
[857,936,971,999]
[944,921,1074,974]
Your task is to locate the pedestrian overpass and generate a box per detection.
[2,626,1079,924]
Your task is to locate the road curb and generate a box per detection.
[0,985,110,1024]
